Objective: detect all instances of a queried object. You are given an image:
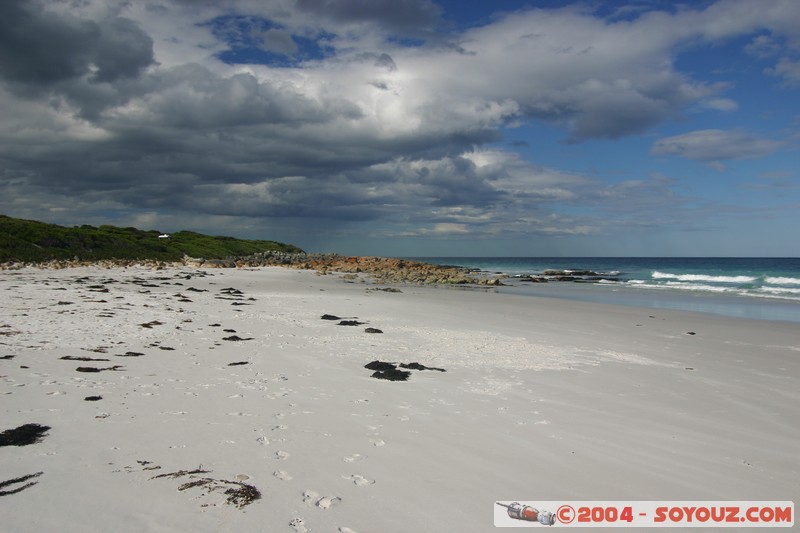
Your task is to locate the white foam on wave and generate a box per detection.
[664,281,737,293]
[750,291,800,302]
[628,281,741,295]
[765,277,800,286]
[652,271,757,283]
[758,286,800,295]
[627,280,800,302]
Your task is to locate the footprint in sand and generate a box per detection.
[302,490,341,509]
[275,450,290,460]
[289,518,308,532]
[343,474,375,486]
[316,496,342,509]
[339,528,358,533]
[271,424,288,431]
[273,470,292,481]
[369,438,385,447]
[343,453,365,463]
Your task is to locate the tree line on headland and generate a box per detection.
[0,214,503,285]
[0,214,303,263]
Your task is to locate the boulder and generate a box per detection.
[203,259,236,268]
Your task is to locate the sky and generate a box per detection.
[0,0,798,257]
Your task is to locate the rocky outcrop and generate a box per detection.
[0,258,181,271]
[234,252,504,286]
[199,259,237,268]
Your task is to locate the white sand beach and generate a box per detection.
[1,266,798,532]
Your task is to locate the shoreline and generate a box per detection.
[497,280,800,324]
[0,253,504,285]
[1,265,798,532]
[5,255,799,325]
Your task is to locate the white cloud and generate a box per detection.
[259,28,299,56]
[765,57,800,87]
[745,35,783,58]
[421,223,470,235]
[650,129,785,161]
[700,97,739,112]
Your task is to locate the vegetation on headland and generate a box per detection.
[0,214,507,285]
[0,214,303,262]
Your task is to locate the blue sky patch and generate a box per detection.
[202,14,333,67]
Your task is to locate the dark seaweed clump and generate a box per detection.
[365,360,396,372]
[115,351,144,357]
[224,481,261,508]
[0,424,51,447]
[364,361,411,381]
[364,360,447,381]
[76,365,124,373]
[338,320,365,326]
[151,467,261,509]
[60,355,109,361]
[400,362,446,372]
[371,368,411,381]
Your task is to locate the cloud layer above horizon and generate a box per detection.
[1,0,798,255]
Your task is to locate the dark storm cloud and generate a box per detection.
[149,153,508,223]
[564,92,673,141]
[1,0,796,248]
[143,66,360,129]
[0,63,503,221]
[0,0,154,88]
[91,16,156,82]
[0,0,97,84]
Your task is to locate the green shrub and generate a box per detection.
[0,214,303,262]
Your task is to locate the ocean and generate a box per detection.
[410,257,800,323]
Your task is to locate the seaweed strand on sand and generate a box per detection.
[0,472,44,496]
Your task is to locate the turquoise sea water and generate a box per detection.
[410,257,800,323]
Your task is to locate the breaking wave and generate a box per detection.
[765,277,800,285]
[652,271,757,283]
